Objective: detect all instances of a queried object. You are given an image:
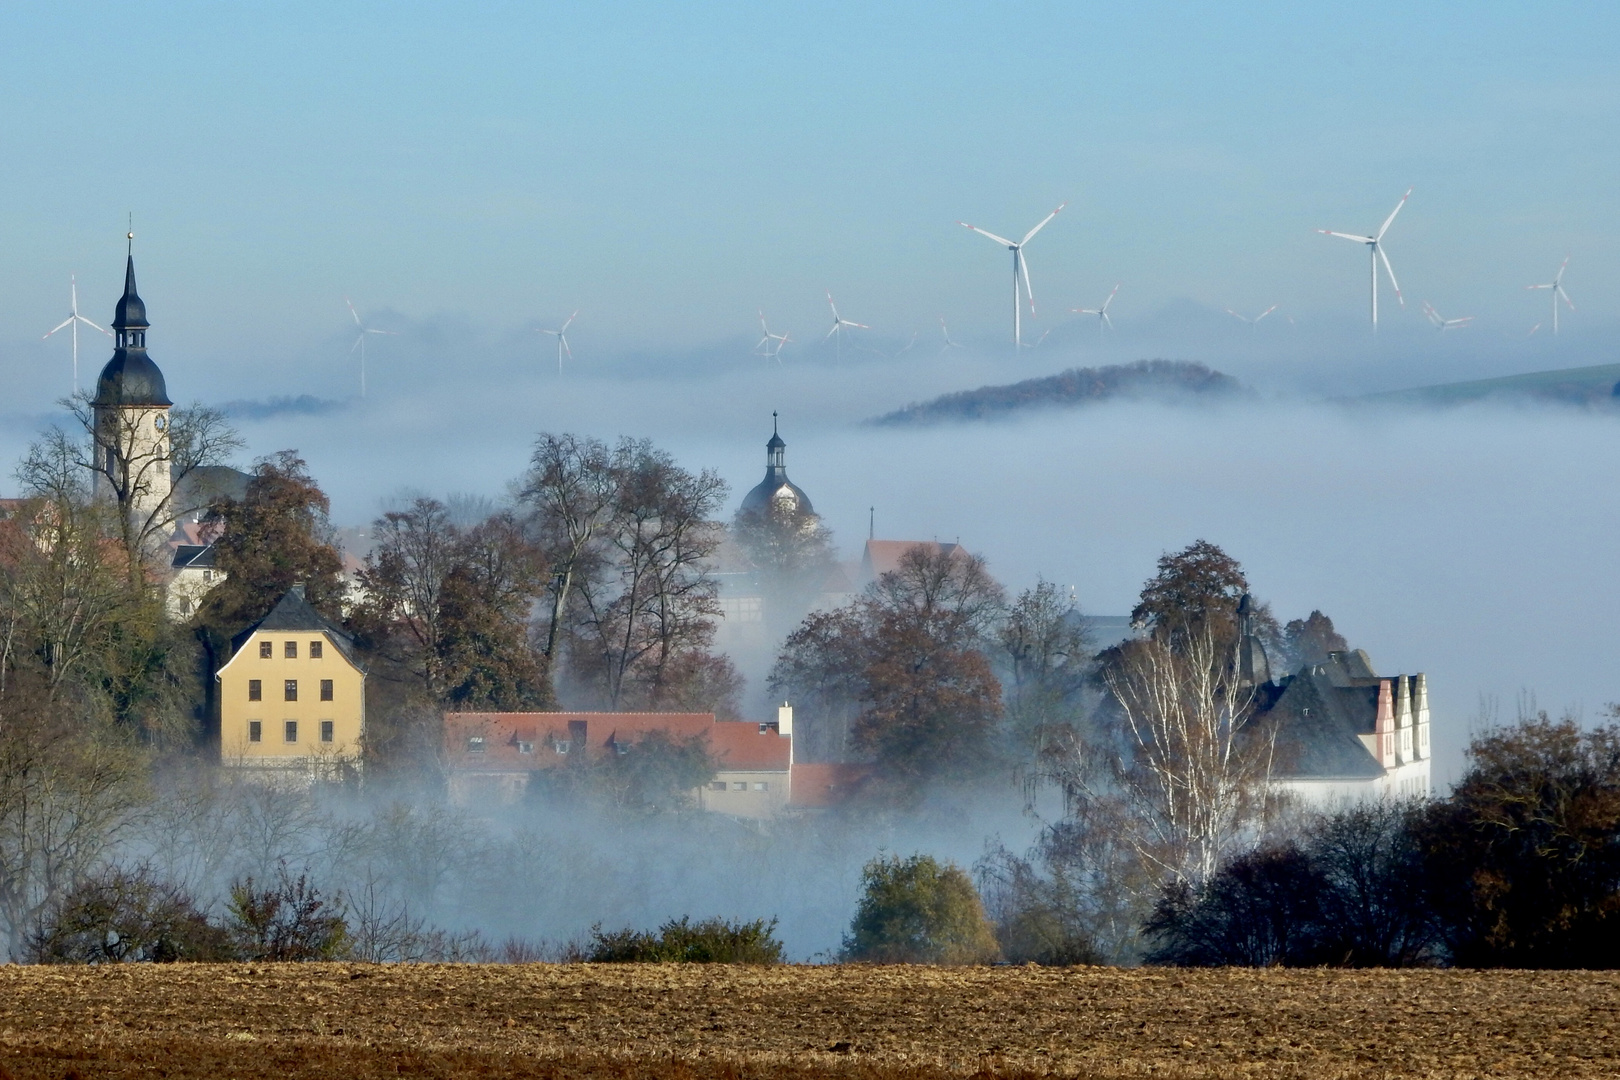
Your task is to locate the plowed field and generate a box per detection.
[0,963,1613,1079]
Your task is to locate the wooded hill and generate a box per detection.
[871,359,1243,425]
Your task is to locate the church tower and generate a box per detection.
[92,244,174,538]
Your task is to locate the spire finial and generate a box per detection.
[126,212,133,257]
[869,506,875,540]
[772,410,778,435]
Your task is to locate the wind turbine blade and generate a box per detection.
[1558,285,1576,310]
[824,324,839,341]
[1379,247,1403,305]
[350,336,364,355]
[1101,312,1112,329]
[1526,283,1552,291]
[346,298,364,327]
[1019,201,1067,245]
[1072,308,1099,316]
[1254,305,1277,323]
[846,319,871,330]
[76,316,111,335]
[1018,250,1035,314]
[1225,309,1250,324]
[1101,284,1119,313]
[1375,187,1413,241]
[43,318,74,338]
[1554,256,1570,285]
[561,338,573,360]
[826,292,840,320]
[562,310,579,332]
[958,222,1016,247]
[366,328,397,336]
[1319,230,1376,243]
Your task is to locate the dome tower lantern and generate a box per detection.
[740,412,813,517]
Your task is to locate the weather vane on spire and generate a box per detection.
[127,212,134,255]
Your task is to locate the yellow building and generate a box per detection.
[217,583,365,781]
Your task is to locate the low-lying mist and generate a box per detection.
[4,326,1616,791]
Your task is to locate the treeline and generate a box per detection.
[1145,712,1620,968]
[871,360,1242,425]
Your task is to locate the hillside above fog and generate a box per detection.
[870,360,1243,426]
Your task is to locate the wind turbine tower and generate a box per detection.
[957,202,1066,348]
[538,310,579,373]
[1318,188,1411,331]
[1526,258,1575,335]
[43,274,111,392]
[346,298,398,397]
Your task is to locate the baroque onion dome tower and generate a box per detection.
[92,245,174,533]
[740,413,814,517]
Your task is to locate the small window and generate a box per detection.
[284,720,298,743]
[248,679,262,702]
[284,679,297,702]
[614,741,630,756]
[753,782,768,791]
[309,640,323,659]
[248,721,262,743]
[554,740,570,755]
[259,641,272,659]
[517,741,534,755]
[202,570,213,582]
[285,641,298,659]
[732,781,746,791]
[320,720,334,743]
[320,679,333,702]
[709,781,727,792]
[467,736,486,754]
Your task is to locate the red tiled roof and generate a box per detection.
[789,762,871,807]
[708,721,791,771]
[445,711,718,770]
[861,539,961,581]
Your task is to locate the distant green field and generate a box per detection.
[1357,363,1620,407]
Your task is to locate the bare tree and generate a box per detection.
[0,707,148,959]
[999,579,1094,756]
[53,397,241,572]
[521,434,617,664]
[1088,623,1273,888]
[568,440,728,709]
[358,498,459,695]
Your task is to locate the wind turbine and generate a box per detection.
[346,298,398,397]
[756,310,791,364]
[539,310,579,373]
[1526,257,1575,335]
[824,292,869,362]
[1071,284,1120,338]
[1318,187,1411,331]
[938,318,965,355]
[42,274,111,392]
[958,202,1066,347]
[1421,302,1473,331]
[1225,304,1278,327]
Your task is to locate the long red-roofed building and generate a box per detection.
[445,708,835,817]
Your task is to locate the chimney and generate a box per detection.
[1413,673,1431,760]
[1395,675,1414,765]
[1374,679,1396,770]
[290,581,307,601]
[776,703,793,737]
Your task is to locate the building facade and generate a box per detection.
[217,584,366,782]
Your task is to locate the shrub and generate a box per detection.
[29,868,236,963]
[842,854,999,964]
[587,916,784,963]
[228,864,350,961]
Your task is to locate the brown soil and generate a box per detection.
[0,963,1613,1079]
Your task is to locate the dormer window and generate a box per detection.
[466,736,486,754]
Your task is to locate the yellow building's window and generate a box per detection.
[284,680,298,702]
[284,641,298,659]
[310,640,323,659]
[248,721,261,743]
[320,721,334,743]
[754,782,768,791]
[248,679,261,702]
[320,679,334,702]
[732,781,746,791]
[259,641,272,659]
[284,721,298,743]
[709,781,726,792]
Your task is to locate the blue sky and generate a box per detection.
[1,0,1615,395]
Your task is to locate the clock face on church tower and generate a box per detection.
[154,414,167,432]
